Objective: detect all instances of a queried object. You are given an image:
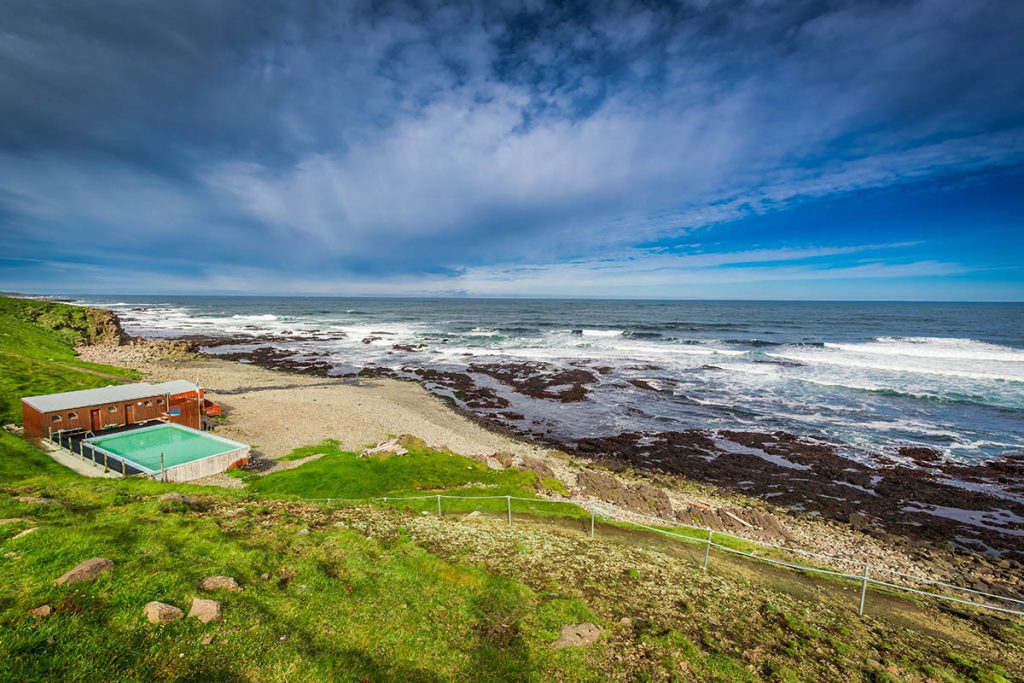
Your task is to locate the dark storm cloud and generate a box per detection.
[1,0,1023,294]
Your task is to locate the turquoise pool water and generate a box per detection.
[87,424,239,471]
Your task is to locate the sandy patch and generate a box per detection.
[77,345,543,460]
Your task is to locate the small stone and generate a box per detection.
[12,527,38,540]
[550,623,602,649]
[200,634,214,645]
[260,573,271,580]
[144,601,183,624]
[296,528,310,536]
[201,575,241,592]
[17,496,63,506]
[278,635,288,642]
[619,617,633,627]
[0,517,32,525]
[188,598,222,624]
[56,557,114,586]
[29,605,52,618]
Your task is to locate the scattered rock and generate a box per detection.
[0,518,32,525]
[188,598,222,623]
[550,623,602,649]
[849,513,873,532]
[201,576,241,592]
[144,601,183,624]
[200,634,214,645]
[520,456,556,479]
[17,496,63,506]
[493,452,515,468]
[360,438,408,457]
[297,528,310,536]
[159,492,208,511]
[28,605,52,618]
[11,527,38,540]
[56,557,114,586]
[260,573,271,580]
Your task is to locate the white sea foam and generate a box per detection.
[829,336,1024,362]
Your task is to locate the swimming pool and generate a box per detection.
[84,423,249,481]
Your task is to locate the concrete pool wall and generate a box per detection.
[84,423,249,482]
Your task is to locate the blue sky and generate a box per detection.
[1,0,1022,300]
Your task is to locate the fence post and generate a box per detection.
[48,426,52,444]
[437,494,442,516]
[506,496,512,525]
[858,562,870,616]
[160,452,165,482]
[590,509,595,538]
[103,450,108,473]
[703,529,713,571]
[121,457,126,476]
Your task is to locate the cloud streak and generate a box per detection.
[1,0,1022,298]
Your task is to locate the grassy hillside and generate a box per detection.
[243,437,577,515]
[1,296,1021,681]
[0,296,140,424]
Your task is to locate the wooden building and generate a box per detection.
[21,380,208,439]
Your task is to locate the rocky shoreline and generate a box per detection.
[74,324,1024,598]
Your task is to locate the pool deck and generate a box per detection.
[41,440,119,478]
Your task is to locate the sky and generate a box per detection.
[1,0,1022,300]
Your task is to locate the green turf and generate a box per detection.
[0,296,140,425]
[243,437,587,518]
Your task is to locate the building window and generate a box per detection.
[156,399,164,405]
[68,412,78,420]
[51,415,61,422]
[144,401,152,407]
[108,406,117,413]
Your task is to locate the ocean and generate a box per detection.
[79,296,1024,465]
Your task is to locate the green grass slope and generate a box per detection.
[1,296,1021,681]
[0,431,602,681]
[0,296,140,424]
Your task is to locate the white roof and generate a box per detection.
[150,380,199,395]
[22,380,196,413]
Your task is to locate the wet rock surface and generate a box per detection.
[467,362,598,402]
[171,343,1024,566]
[570,430,1024,558]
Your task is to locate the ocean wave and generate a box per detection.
[722,338,781,347]
[826,336,1024,362]
[230,314,279,321]
[571,329,624,337]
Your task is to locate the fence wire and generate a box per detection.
[43,431,1024,619]
[306,491,1024,619]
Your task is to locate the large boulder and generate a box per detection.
[201,575,241,592]
[144,601,183,624]
[550,623,602,649]
[56,558,114,586]
[188,598,222,623]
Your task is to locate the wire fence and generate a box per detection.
[43,429,1024,619]
[302,492,1024,619]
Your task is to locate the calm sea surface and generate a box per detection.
[80,296,1024,465]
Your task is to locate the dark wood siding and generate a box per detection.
[21,390,199,438]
